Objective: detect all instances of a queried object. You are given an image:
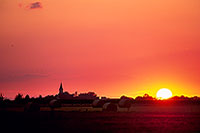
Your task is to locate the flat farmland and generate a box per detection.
[1,105,200,132]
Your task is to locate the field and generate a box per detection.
[1,105,200,132]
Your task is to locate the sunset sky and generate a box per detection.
[0,0,200,99]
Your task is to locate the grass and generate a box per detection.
[1,104,200,113]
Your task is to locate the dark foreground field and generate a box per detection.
[1,111,200,133]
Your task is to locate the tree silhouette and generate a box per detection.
[0,93,4,102]
[39,95,42,99]
[24,94,30,103]
[15,93,23,103]
[142,93,154,100]
[135,96,143,101]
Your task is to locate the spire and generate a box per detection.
[59,82,63,94]
[60,82,63,88]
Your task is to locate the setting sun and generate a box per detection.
[156,88,172,99]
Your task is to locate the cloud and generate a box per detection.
[29,2,42,9]
[0,73,49,82]
[23,73,48,79]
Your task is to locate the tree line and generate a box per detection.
[0,93,200,108]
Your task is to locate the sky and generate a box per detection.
[0,0,200,99]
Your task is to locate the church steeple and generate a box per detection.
[59,82,63,94]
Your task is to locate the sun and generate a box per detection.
[156,88,172,99]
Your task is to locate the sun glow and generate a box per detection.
[156,88,172,99]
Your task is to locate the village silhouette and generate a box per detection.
[1,83,200,132]
[1,83,200,112]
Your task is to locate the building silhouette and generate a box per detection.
[58,83,73,99]
[59,83,63,94]
[57,83,98,100]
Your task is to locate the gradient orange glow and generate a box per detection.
[0,0,200,99]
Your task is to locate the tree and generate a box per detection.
[15,93,23,103]
[135,96,143,101]
[143,93,154,100]
[38,95,42,99]
[24,94,30,102]
[0,93,4,101]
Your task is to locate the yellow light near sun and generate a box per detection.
[156,88,172,99]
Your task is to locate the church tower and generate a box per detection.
[59,82,63,94]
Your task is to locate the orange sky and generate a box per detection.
[0,0,200,99]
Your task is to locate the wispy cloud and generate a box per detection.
[0,73,49,82]
[29,2,42,9]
